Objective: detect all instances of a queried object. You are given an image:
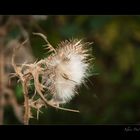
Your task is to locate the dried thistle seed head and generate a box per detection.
[42,39,93,104]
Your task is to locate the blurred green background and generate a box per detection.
[1,15,140,124]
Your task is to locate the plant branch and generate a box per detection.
[0,49,4,125]
[22,81,29,125]
[12,39,30,124]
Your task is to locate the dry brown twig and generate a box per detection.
[0,16,46,125]
[0,49,4,125]
[0,45,23,125]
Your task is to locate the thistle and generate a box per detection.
[43,39,93,105]
[12,33,94,124]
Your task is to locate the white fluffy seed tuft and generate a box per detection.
[42,39,93,105]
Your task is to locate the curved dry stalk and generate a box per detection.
[12,39,30,125]
[12,39,28,74]
[33,32,57,54]
[0,50,4,125]
[22,82,29,125]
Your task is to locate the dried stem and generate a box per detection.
[22,82,29,125]
[12,39,30,124]
[33,32,57,54]
[0,49,4,125]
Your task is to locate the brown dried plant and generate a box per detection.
[12,33,93,125]
[0,16,36,124]
[0,44,24,125]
